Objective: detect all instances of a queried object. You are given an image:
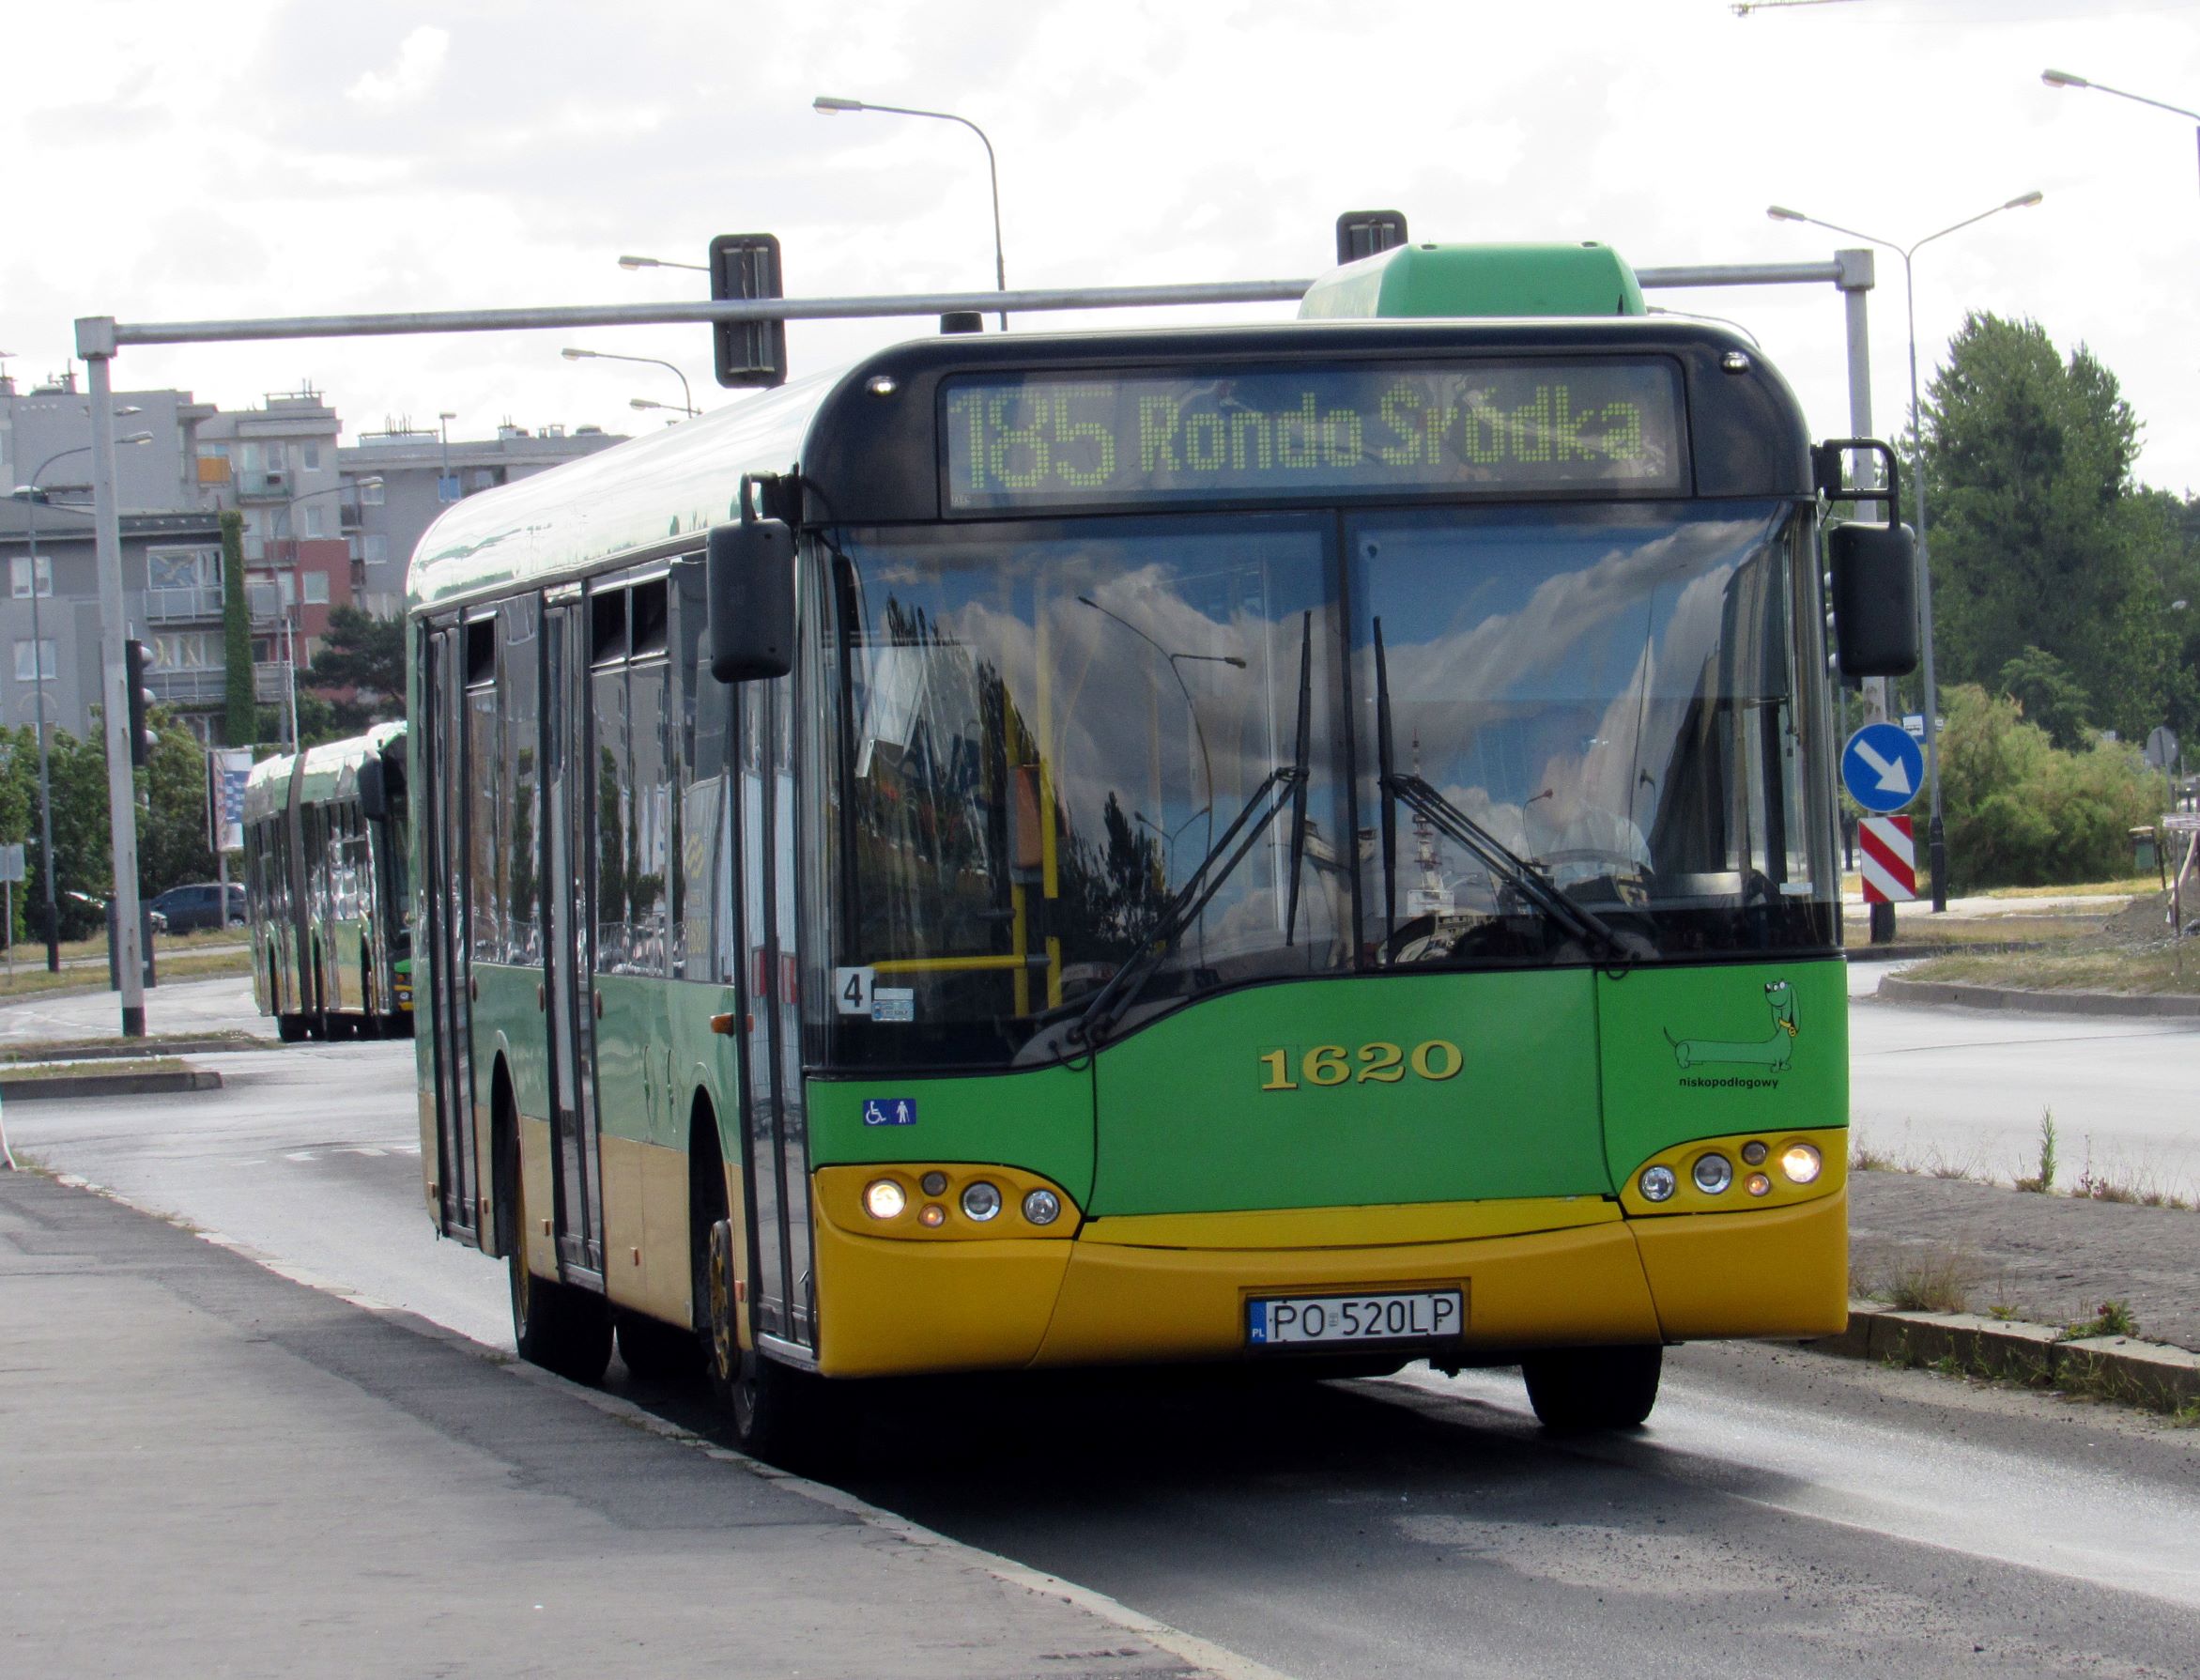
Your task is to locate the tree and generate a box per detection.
[1919,313,2180,743]
[220,511,255,747]
[139,707,217,896]
[1995,645,2092,751]
[302,605,405,736]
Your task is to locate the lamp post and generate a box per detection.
[813,95,1008,330]
[437,410,457,503]
[564,346,697,416]
[1769,191,2045,914]
[617,253,709,273]
[2043,69,2200,194]
[629,397,697,422]
[9,434,154,968]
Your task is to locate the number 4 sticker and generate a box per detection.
[834,967,876,1017]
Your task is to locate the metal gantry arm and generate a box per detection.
[70,252,1878,1035]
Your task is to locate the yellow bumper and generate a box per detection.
[811,1181,1847,1379]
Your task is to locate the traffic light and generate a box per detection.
[124,639,156,767]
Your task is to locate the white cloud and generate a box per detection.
[346,25,451,107]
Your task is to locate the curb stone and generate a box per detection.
[1812,1302,2200,1410]
[0,1068,222,1101]
[1876,975,2200,1019]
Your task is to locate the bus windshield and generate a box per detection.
[820,500,1831,1071]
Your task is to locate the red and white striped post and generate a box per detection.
[1859,815,1917,904]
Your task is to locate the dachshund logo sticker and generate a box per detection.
[1664,979,1799,1076]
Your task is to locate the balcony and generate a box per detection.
[247,581,285,624]
[146,668,227,705]
[237,470,290,504]
[254,663,289,702]
[146,585,226,624]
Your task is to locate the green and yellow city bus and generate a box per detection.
[243,720,413,1040]
[408,240,1915,1450]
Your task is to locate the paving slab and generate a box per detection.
[0,1169,1246,1680]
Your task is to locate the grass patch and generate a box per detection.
[1877,1244,1977,1314]
[0,1030,263,1063]
[0,947,254,998]
[1851,1140,1898,1173]
[1976,876,2161,901]
[1902,943,2200,997]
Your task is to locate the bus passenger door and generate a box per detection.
[422,625,478,1240]
[542,598,606,1276]
[736,668,812,1355]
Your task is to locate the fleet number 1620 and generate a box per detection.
[1259,1040,1463,1090]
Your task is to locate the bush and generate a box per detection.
[1937,684,2160,890]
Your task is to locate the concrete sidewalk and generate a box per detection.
[0,1170,1243,1680]
[1851,1169,2200,1354]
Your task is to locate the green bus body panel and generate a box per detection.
[1594,959,1848,1185]
[471,963,548,1122]
[1299,242,1648,322]
[1088,971,1609,1216]
[810,1065,1097,1207]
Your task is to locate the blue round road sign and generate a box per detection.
[1842,722,1924,813]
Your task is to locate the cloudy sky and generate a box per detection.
[8,0,2197,488]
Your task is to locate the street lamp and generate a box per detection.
[1769,190,2045,914]
[9,433,154,969]
[2043,69,2200,193]
[617,253,709,273]
[813,94,1008,330]
[564,346,698,417]
[437,410,457,503]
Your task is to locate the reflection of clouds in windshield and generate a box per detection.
[846,536,1336,944]
[1373,516,1774,809]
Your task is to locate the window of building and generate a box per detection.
[304,506,325,539]
[147,547,219,592]
[153,632,217,670]
[303,572,330,605]
[363,534,388,565]
[360,478,385,506]
[302,442,321,471]
[13,640,56,683]
[10,555,52,598]
[278,572,297,608]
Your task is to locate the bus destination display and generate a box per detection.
[943,362,1685,511]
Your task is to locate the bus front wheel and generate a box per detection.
[704,1217,814,1462]
[1521,1345,1663,1432]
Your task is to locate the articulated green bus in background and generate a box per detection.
[243,721,413,1041]
[408,240,1915,1453]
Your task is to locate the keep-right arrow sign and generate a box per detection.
[1842,722,1925,814]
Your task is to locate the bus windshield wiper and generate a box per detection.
[1371,617,1629,964]
[1072,611,1314,1048]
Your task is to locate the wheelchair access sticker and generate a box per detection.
[862,1097,918,1128]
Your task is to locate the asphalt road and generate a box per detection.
[8,976,2200,1676]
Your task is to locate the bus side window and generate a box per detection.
[500,595,542,964]
[678,559,731,985]
[628,651,670,978]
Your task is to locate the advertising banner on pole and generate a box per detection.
[213,749,254,852]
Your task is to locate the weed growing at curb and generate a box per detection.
[2061,1300,2139,1341]
[2013,1111,2057,1194]
[1852,1140,1897,1173]
[1878,1244,1977,1314]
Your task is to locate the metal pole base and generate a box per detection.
[1869,902,1897,945]
[1929,817,1948,914]
[120,1004,145,1039]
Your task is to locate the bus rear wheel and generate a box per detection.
[507,1173,610,1385]
[1521,1345,1663,1432]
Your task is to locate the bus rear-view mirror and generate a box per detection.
[358,756,388,822]
[1828,521,1919,679]
[706,516,795,683]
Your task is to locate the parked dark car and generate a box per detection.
[149,882,246,934]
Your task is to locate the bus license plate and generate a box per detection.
[1247,1289,1463,1348]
